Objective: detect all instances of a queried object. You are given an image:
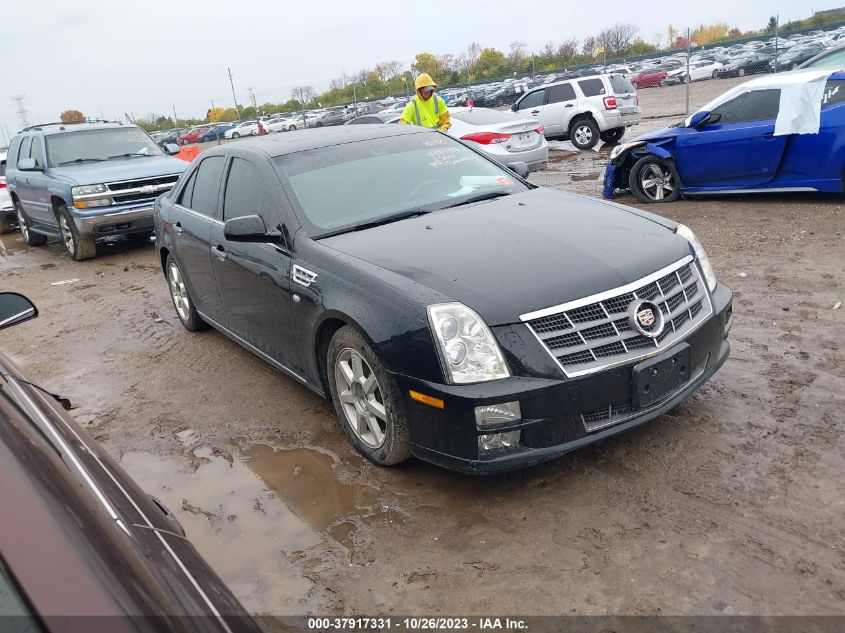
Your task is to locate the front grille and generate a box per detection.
[521,258,713,377]
[106,174,181,206]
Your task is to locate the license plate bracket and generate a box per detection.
[632,343,691,408]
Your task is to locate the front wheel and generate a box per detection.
[57,205,96,260]
[712,70,718,79]
[569,118,599,150]
[738,68,746,77]
[600,127,625,145]
[288,125,297,131]
[327,326,411,466]
[14,200,47,245]
[232,132,240,138]
[628,155,680,203]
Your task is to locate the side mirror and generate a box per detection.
[163,143,180,155]
[688,110,712,128]
[507,161,529,178]
[0,293,38,330]
[510,103,518,111]
[223,214,283,244]
[17,158,41,171]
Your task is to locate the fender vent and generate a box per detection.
[292,265,318,288]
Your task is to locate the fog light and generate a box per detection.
[478,431,521,452]
[475,401,521,428]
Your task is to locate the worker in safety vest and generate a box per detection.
[399,73,451,133]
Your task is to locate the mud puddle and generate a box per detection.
[121,443,403,613]
[0,231,25,256]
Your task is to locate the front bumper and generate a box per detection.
[72,205,155,236]
[394,283,732,474]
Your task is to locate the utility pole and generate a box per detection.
[11,95,29,129]
[247,86,257,116]
[774,15,780,72]
[685,27,691,115]
[228,67,242,119]
[172,105,178,129]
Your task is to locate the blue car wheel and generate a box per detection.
[629,155,680,204]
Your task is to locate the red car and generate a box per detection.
[629,69,668,89]
[177,125,211,145]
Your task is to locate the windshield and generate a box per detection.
[275,132,530,237]
[46,128,162,167]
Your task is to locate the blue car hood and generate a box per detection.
[49,155,187,185]
[630,123,688,144]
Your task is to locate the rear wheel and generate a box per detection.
[232,132,240,138]
[57,205,96,260]
[600,127,625,145]
[569,118,599,150]
[629,155,680,203]
[712,70,718,79]
[15,200,47,246]
[327,326,411,466]
[738,68,746,77]
[166,255,206,331]
[288,125,297,131]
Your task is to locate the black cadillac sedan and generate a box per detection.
[154,126,732,474]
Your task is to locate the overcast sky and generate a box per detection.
[0,0,836,136]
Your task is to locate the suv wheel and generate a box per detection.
[57,205,96,260]
[14,200,47,246]
[628,155,680,203]
[569,118,599,150]
[600,127,625,145]
[327,326,411,466]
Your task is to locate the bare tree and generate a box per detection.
[558,38,578,60]
[465,42,482,67]
[291,85,315,106]
[508,40,527,70]
[598,23,639,56]
[581,35,598,57]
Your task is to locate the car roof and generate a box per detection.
[21,121,131,136]
[204,124,427,158]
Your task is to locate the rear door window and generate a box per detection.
[711,89,781,124]
[18,137,32,164]
[188,156,225,218]
[516,89,545,110]
[578,78,606,97]
[546,83,577,104]
[176,168,198,208]
[7,137,22,168]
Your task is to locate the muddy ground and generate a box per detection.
[2,78,844,618]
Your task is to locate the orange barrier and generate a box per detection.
[175,145,200,162]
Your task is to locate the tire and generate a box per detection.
[569,117,600,150]
[712,70,718,79]
[232,132,240,138]
[327,325,411,467]
[0,214,12,234]
[288,125,297,131]
[14,199,47,246]
[315,122,324,127]
[165,255,207,331]
[57,205,96,260]
[738,68,746,77]
[628,155,680,203]
[600,127,625,145]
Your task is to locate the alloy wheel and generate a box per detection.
[59,215,74,255]
[334,348,387,449]
[640,163,675,201]
[574,125,593,146]
[16,206,29,241]
[168,262,191,322]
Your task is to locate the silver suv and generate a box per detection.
[511,74,641,150]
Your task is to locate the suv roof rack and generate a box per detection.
[21,119,123,133]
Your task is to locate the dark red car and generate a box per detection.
[0,292,261,632]
[177,126,211,145]
[629,69,668,89]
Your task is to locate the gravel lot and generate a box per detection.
[1,76,844,619]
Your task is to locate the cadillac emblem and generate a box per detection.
[629,300,665,338]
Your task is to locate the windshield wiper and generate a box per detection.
[315,209,430,239]
[441,190,512,209]
[58,158,106,165]
[107,152,150,160]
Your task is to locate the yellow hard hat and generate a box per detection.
[415,73,437,91]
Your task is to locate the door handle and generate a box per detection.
[531,110,540,114]
[565,104,574,108]
[174,221,184,234]
[212,244,227,260]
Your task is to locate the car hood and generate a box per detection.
[322,189,690,326]
[48,155,187,185]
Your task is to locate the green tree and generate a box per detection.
[629,39,657,55]
[411,52,448,85]
[471,48,507,78]
[766,16,778,33]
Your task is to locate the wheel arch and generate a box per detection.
[50,195,69,218]
[313,311,377,399]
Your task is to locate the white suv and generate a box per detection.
[511,74,641,150]
[0,151,14,234]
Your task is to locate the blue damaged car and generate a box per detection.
[5,121,186,260]
[603,69,845,203]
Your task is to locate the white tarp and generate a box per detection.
[684,69,835,136]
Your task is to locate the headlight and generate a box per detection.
[72,184,108,197]
[676,224,717,292]
[609,141,644,161]
[427,302,510,384]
